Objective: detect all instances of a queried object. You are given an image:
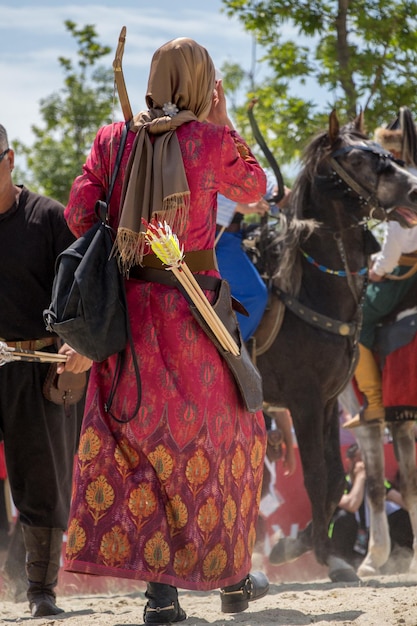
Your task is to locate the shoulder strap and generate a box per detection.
[107,121,129,205]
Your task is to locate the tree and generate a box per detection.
[16,21,115,204]
[221,0,417,174]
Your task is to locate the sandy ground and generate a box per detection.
[2,552,417,626]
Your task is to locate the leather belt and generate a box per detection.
[141,248,218,272]
[129,268,248,315]
[399,252,417,266]
[128,266,220,292]
[2,337,56,350]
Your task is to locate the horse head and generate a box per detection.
[319,109,417,228]
[253,111,417,295]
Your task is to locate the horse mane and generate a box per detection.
[273,117,369,295]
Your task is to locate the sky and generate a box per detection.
[1,0,268,149]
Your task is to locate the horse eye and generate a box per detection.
[376,158,396,175]
[346,151,365,168]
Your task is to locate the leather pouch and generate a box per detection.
[43,363,87,405]
[188,279,263,413]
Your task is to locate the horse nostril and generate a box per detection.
[409,189,417,203]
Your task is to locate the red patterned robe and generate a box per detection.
[64,120,267,590]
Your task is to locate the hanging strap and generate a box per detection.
[102,121,142,424]
[107,121,129,207]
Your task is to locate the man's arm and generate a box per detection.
[338,461,367,513]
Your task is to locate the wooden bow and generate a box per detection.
[247,98,285,205]
[113,26,133,122]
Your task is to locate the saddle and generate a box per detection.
[252,293,285,357]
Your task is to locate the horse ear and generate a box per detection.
[329,110,339,143]
[354,108,365,134]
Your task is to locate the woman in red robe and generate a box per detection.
[64,37,268,623]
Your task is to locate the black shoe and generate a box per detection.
[143,583,187,624]
[220,571,269,613]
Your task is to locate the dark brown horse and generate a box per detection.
[251,110,417,581]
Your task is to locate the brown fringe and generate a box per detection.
[115,229,147,275]
[154,192,190,239]
[115,194,190,274]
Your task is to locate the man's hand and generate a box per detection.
[56,343,93,374]
[352,460,366,479]
[369,268,385,282]
[236,197,269,216]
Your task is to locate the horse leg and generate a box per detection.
[296,400,358,582]
[354,422,389,576]
[390,420,417,574]
[269,521,313,565]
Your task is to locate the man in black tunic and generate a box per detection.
[0,124,92,617]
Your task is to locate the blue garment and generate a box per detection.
[216,230,268,341]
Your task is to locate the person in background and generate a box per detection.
[0,124,92,617]
[329,443,413,570]
[215,193,270,341]
[63,37,269,624]
[215,177,291,342]
[345,106,417,428]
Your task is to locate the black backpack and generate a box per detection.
[44,199,127,363]
[44,122,141,422]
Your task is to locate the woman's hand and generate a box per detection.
[206,80,235,129]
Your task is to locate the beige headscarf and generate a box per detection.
[116,37,215,272]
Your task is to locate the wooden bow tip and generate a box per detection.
[113,26,133,122]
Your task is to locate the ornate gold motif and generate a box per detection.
[66,519,87,558]
[250,437,264,470]
[234,533,245,571]
[223,495,237,539]
[99,525,131,567]
[144,531,170,570]
[256,480,262,506]
[148,445,174,482]
[78,427,101,473]
[248,522,257,554]
[186,449,210,496]
[231,444,246,482]
[173,542,198,577]
[240,483,252,519]
[166,494,188,535]
[114,438,139,481]
[203,544,227,580]
[197,496,219,539]
[128,482,157,531]
[85,475,115,525]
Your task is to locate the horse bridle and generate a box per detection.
[329,144,402,221]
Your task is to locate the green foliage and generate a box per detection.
[18,21,115,205]
[221,0,417,172]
